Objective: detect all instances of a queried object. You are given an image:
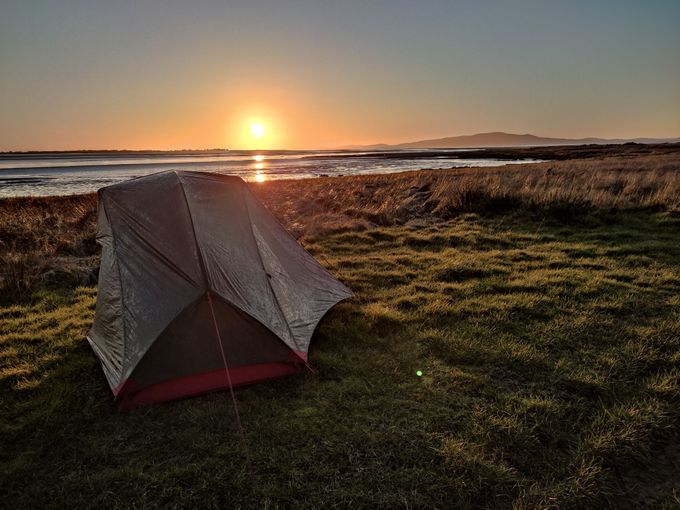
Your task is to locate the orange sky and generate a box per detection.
[1,1,679,151]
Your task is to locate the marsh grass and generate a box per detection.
[1,149,679,507]
[0,194,98,302]
[256,153,680,240]
[2,151,678,301]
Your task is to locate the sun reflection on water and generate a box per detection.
[252,154,267,182]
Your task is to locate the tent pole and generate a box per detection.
[206,291,252,466]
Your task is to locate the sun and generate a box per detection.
[232,116,278,149]
[250,122,265,139]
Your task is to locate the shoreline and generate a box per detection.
[1,148,678,301]
[2,143,678,199]
[0,145,677,203]
[2,140,678,157]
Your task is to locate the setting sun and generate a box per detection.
[227,114,282,150]
[250,122,265,139]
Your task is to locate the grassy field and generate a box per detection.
[1,147,679,508]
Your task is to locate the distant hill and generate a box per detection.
[344,132,680,150]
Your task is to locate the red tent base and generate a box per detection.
[114,355,306,410]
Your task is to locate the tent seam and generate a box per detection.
[104,174,204,386]
[243,192,301,353]
[248,189,352,294]
[176,172,275,324]
[175,171,210,289]
[99,193,128,386]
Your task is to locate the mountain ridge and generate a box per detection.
[343,132,680,150]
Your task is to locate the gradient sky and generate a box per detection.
[1,0,679,150]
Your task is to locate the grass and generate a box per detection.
[255,152,680,239]
[1,147,680,508]
[2,149,679,301]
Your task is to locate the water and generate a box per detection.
[0,149,543,197]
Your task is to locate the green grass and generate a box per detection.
[2,211,679,508]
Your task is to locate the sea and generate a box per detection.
[0,149,542,197]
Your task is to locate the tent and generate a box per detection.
[87,170,352,409]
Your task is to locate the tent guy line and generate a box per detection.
[207,290,252,465]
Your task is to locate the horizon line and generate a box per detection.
[2,131,679,154]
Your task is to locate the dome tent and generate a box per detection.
[87,170,352,409]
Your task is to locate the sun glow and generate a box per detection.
[250,122,265,139]
[227,111,283,150]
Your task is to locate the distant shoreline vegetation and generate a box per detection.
[2,130,679,155]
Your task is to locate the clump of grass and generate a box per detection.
[0,195,97,301]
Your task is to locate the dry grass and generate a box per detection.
[255,153,680,239]
[0,194,98,301]
[1,150,678,300]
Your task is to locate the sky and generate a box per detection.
[1,0,679,151]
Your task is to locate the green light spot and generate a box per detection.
[416,370,423,377]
